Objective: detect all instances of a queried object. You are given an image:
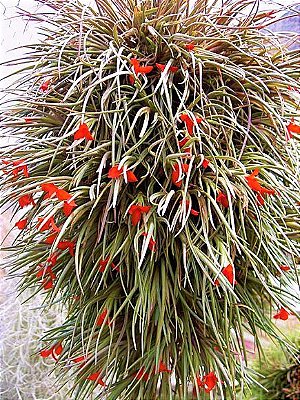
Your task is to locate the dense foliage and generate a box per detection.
[1,0,300,398]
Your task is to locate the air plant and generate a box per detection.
[0,0,300,399]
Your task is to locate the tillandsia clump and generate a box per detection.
[1,0,300,398]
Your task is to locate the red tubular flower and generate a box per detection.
[42,278,54,290]
[37,216,60,232]
[87,371,106,386]
[10,159,29,178]
[126,170,138,182]
[274,307,289,320]
[99,257,119,273]
[216,191,229,208]
[246,170,276,206]
[74,123,94,141]
[129,204,151,226]
[137,65,154,74]
[185,42,195,51]
[41,183,59,199]
[72,355,86,363]
[56,188,73,202]
[40,79,51,92]
[181,200,199,216]
[156,63,178,73]
[129,74,135,84]
[96,309,111,326]
[130,58,153,74]
[40,342,62,360]
[41,184,77,212]
[280,265,290,272]
[57,240,75,256]
[215,264,236,286]
[47,253,58,267]
[179,113,202,136]
[18,194,36,208]
[36,265,56,282]
[141,232,157,252]
[157,361,172,373]
[45,233,58,244]
[256,193,265,206]
[202,159,210,169]
[15,218,28,230]
[40,348,53,358]
[178,136,189,147]
[108,165,123,178]
[287,119,300,139]
[134,367,150,381]
[172,163,189,187]
[108,165,138,182]
[63,200,77,216]
[202,371,219,393]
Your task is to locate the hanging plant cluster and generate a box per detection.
[0,0,300,399]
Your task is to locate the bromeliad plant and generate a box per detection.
[1,0,300,398]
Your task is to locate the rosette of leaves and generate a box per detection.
[0,0,300,399]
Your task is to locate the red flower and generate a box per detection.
[245,169,275,198]
[72,355,86,363]
[256,193,265,206]
[216,191,229,208]
[36,265,56,280]
[128,204,151,226]
[56,188,73,202]
[74,123,94,141]
[141,232,156,252]
[40,348,53,358]
[280,265,290,272]
[172,163,189,187]
[57,240,75,256]
[108,165,138,182]
[25,117,33,123]
[40,79,51,92]
[40,342,63,361]
[15,218,28,230]
[181,200,199,216]
[37,217,60,232]
[45,233,58,244]
[108,165,123,178]
[134,367,150,381]
[202,371,219,393]
[129,74,135,84]
[99,257,119,273]
[287,119,300,139]
[274,307,289,320]
[178,136,189,147]
[157,361,171,373]
[130,58,153,75]
[215,264,236,286]
[41,183,77,213]
[179,113,202,135]
[156,63,178,73]
[185,42,195,51]
[87,371,106,386]
[47,253,58,267]
[42,278,54,290]
[202,159,210,169]
[18,194,35,208]
[10,159,29,178]
[126,170,138,182]
[96,309,111,326]
[63,200,77,216]
[41,183,59,199]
